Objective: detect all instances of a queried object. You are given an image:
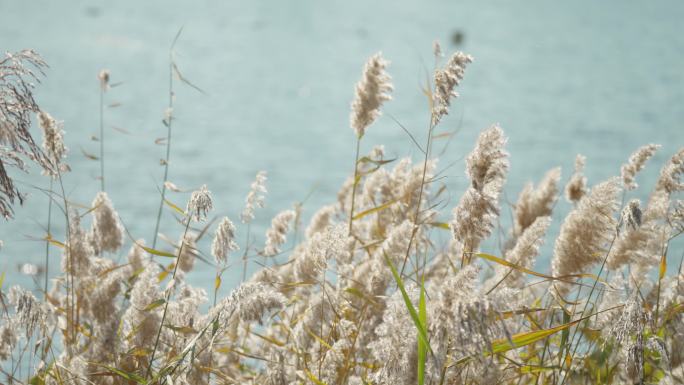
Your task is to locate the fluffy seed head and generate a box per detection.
[0,319,18,361]
[552,178,620,291]
[431,51,473,126]
[177,233,198,274]
[451,125,509,252]
[350,52,393,138]
[511,167,560,242]
[487,216,551,289]
[186,184,213,222]
[566,154,587,203]
[241,171,267,223]
[211,282,286,325]
[655,147,684,194]
[305,204,337,239]
[264,210,296,257]
[621,144,660,190]
[8,285,46,338]
[212,217,239,264]
[37,110,69,177]
[90,191,124,254]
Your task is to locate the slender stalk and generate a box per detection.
[152,51,175,250]
[43,178,53,300]
[98,88,104,192]
[655,241,669,325]
[55,168,72,355]
[146,216,191,379]
[241,223,251,282]
[399,120,434,277]
[348,137,361,236]
[559,233,618,385]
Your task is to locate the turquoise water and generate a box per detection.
[1,0,683,293]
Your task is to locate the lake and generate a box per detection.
[1,0,683,294]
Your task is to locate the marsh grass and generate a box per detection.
[0,43,683,385]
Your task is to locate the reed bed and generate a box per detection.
[0,43,683,385]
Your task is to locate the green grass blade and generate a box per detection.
[417,274,427,385]
[383,252,434,358]
[140,245,178,258]
[88,362,148,384]
[489,305,622,354]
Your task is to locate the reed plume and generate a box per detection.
[0,50,50,218]
[621,144,661,190]
[451,124,509,256]
[565,154,587,204]
[552,177,620,293]
[349,52,393,139]
[431,51,473,126]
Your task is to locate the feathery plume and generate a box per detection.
[0,319,18,361]
[89,191,124,254]
[37,110,69,176]
[655,147,684,194]
[552,178,620,290]
[177,233,198,274]
[0,50,50,218]
[512,167,561,240]
[295,224,350,282]
[264,210,296,257]
[212,217,239,264]
[350,52,393,138]
[186,184,213,222]
[487,216,551,290]
[305,204,337,239]
[365,220,414,295]
[126,239,147,273]
[565,154,587,203]
[431,51,472,126]
[451,125,509,253]
[621,144,660,190]
[61,211,94,277]
[241,171,267,223]
[8,285,46,338]
[210,282,286,325]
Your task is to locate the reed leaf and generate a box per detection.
[383,251,434,358]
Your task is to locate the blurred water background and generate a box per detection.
[1,0,683,294]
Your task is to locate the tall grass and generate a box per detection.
[0,44,683,385]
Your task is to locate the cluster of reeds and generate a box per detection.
[0,43,683,385]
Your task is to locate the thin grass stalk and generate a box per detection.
[54,167,72,356]
[241,223,251,282]
[209,261,226,385]
[99,82,105,192]
[43,178,53,300]
[348,137,361,236]
[399,119,433,277]
[677,249,684,287]
[152,44,176,250]
[557,198,626,380]
[655,241,669,326]
[559,233,618,385]
[145,217,191,380]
